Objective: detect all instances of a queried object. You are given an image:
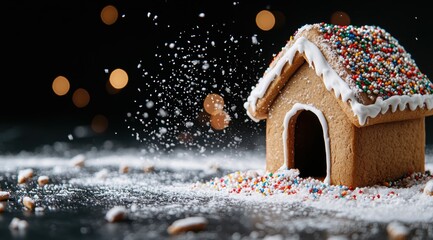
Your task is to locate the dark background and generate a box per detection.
[1,0,432,154]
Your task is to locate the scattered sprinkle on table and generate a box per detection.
[143,165,155,173]
[105,206,127,223]
[23,196,35,211]
[119,164,129,174]
[9,217,29,231]
[386,221,409,240]
[0,191,10,201]
[38,176,50,186]
[18,168,33,184]
[194,168,432,201]
[167,216,208,235]
[70,154,86,168]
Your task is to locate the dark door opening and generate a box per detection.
[294,110,326,179]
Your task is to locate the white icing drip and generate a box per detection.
[282,103,331,185]
[295,24,314,34]
[243,102,260,122]
[245,37,433,125]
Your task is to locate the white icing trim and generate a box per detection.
[244,37,433,125]
[282,103,331,184]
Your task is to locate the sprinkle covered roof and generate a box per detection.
[318,23,433,100]
[245,23,433,125]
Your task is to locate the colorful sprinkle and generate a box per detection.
[318,23,433,100]
[194,169,432,202]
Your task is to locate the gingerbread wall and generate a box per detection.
[352,118,425,186]
[265,62,427,187]
[266,63,356,185]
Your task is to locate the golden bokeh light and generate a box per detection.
[109,68,129,89]
[72,88,90,108]
[52,75,70,96]
[91,114,108,133]
[203,93,224,115]
[101,5,118,25]
[256,10,275,31]
[330,11,351,26]
[210,111,230,130]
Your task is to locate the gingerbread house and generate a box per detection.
[244,23,433,187]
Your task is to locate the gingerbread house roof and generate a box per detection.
[245,23,433,126]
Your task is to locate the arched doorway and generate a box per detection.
[294,110,326,179]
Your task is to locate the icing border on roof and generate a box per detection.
[244,37,433,125]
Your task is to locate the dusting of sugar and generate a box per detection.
[1,150,433,228]
[423,179,433,195]
[251,35,258,45]
[126,22,266,154]
[70,154,86,167]
[35,206,45,212]
[193,166,433,223]
[95,168,110,180]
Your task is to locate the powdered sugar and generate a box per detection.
[1,149,433,238]
[423,179,433,195]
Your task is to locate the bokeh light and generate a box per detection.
[52,76,70,96]
[210,111,230,130]
[109,68,129,89]
[73,126,91,138]
[101,5,118,25]
[330,11,351,26]
[91,114,109,133]
[72,88,90,108]
[203,93,224,115]
[256,10,275,31]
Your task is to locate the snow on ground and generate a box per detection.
[0,150,264,172]
[1,149,433,239]
[1,150,432,224]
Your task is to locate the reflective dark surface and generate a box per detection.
[1,148,433,240]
